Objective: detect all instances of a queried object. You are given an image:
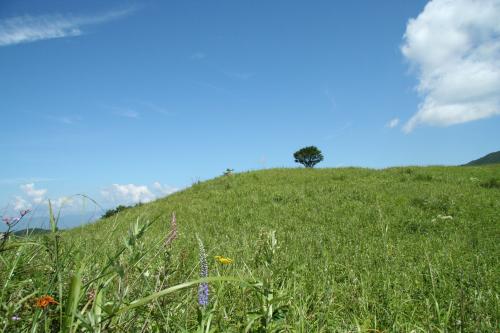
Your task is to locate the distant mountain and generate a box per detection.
[464,151,500,166]
[12,228,50,236]
[1,212,101,233]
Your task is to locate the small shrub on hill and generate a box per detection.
[412,173,434,182]
[102,203,144,218]
[102,205,129,219]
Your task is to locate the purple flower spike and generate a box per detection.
[198,282,209,307]
[196,235,209,307]
[2,217,13,225]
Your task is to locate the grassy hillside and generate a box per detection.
[1,166,499,332]
[465,150,500,166]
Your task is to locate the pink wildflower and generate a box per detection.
[164,212,178,247]
[20,209,30,217]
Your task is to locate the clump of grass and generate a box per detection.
[410,194,455,215]
[480,177,500,189]
[0,208,256,331]
[412,173,434,182]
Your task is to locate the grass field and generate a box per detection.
[1,166,499,332]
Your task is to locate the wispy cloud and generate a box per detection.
[193,81,231,94]
[386,118,400,128]
[323,87,337,111]
[104,101,172,118]
[324,122,352,141]
[0,7,134,47]
[223,71,254,80]
[46,115,82,124]
[190,52,206,60]
[135,101,171,115]
[401,0,500,132]
[111,107,140,119]
[0,177,57,185]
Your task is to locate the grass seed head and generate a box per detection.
[164,212,178,247]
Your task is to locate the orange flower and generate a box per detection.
[35,295,58,309]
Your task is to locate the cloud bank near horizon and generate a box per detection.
[3,180,177,219]
[101,182,178,206]
[401,0,500,132]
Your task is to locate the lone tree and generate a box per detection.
[293,146,324,168]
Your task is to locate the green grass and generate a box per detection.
[1,166,499,332]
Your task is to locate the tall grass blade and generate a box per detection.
[115,276,248,315]
[63,269,83,333]
[48,200,57,233]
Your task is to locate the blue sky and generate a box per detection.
[1,0,499,227]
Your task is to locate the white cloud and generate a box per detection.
[52,196,75,209]
[387,118,400,128]
[14,196,31,211]
[4,184,98,219]
[152,181,178,196]
[18,183,73,208]
[401,0,500,132]
[101,182,178,207]
[0,7,134,47]
[20,183,47,204]
[101,184,155,205]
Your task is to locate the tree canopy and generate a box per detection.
[293,146,324,168]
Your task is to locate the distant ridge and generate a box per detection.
[12,228,50,236]
[464,151,500,166]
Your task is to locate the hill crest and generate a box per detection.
[465,151,500,166]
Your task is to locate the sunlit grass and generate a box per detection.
[1,166,499,331]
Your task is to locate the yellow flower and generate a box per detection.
[214,255,233,265]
